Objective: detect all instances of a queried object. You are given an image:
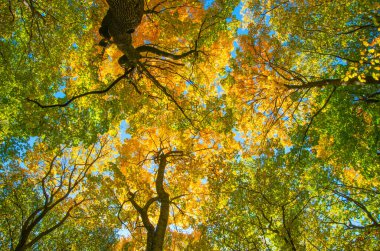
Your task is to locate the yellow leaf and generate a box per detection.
[358,75,366,83]
[372,73,379,81]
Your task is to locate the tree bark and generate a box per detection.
[128,152,174,251]
[149,153,170,251]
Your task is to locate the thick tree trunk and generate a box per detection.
[99,0,144,64]
[151,193,170,251]
[146,230,155,251]
[14,239,27,251]
[106,0,144,35]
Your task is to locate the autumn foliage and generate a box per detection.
[0,0,379,250]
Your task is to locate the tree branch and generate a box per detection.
[334,190,379,227]
[300,86,336,146]
[136,45,197,60]
[284,76,380,89]
[27,68,133,108]
[25,199,86,249]
[137,62,195,127]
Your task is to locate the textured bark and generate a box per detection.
[99,0,199,68]
[105,0,144,35]
[99,0,144,58]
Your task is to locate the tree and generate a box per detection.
[0,0,111,154]
[117,149,186,251]
[109,109,238,249]
[223,0,380,153]
[25,0,239,128]
[1,0,379,249]
[203,139,380,250]
[0,137,117,250]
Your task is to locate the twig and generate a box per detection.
[137,62,196,128]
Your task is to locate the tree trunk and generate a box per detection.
[145,153,170,251]
[151,193,170,251]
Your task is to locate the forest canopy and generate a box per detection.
[0,0,379,250]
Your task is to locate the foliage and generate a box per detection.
[0,137,118,250]
[203,141,380,250]
[0,0,379,250]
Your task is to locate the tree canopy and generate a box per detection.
[1,0,379,250]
